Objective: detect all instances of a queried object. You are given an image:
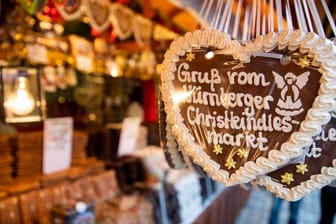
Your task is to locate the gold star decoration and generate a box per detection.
[281,172,294,185]
[237,148,249,159]
[213,144,223,155]
[186,52,195,62]
[225,157,236,170]
[297,56,310,68]
[296,163,308,175]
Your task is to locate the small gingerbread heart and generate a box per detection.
[84,0,110,32]
[54,0,83,21]
[257,109,336,201]
[109,3,134,40]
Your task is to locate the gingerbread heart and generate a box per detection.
[84,0,110,32]
[133,15,153,46]
[54,0,83,21]
[109,3,134,40]
[257,109,336,201]
[160,29,336,186]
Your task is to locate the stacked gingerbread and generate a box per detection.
[71,131,89,164]
[71,131,105,174]
[0,135,15,184]
[16,131,43,178]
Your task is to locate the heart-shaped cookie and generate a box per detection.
[160,29,336,186]
[257,109,336,201]
[109,3,134,40]
[133,15,153,46]
[54,0,83,21]
[84,0,110,32]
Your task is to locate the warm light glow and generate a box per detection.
[107,60,120,77]
[6,77,35,115]
[39,21,53,30]
[204,51,215,59]
[172,89,195,105]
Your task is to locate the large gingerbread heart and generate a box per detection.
[257,109,336,201]
[160,29,336,186]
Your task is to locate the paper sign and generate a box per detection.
[76,55,93,73]
[27,44,48,64]
[43,117,73,174]
[118,117,141,156]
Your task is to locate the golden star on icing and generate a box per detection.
[213,144,223,155]
[225,157,236,170]
[297,56,310,68]
[237,148,249,159]
[186,52,195,62]
[281,172,294,185]
[296,163,308,175]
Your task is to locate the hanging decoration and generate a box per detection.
[68,35,94,73]
[153,24,179,41]
[109,3,134,40]
[53,0,83,21]
[133,15,153,46]
[84,0,110,33]
[160,29,336,188]
[159,0,336,201]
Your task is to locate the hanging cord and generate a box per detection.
[193,0,210,30]
[242,5,251,41]
[232,0,243,39]
[218,0,234,32]
[307,0,325,37]
[211,0,224,30]
[261,0,267,35]
[269,0,275,32]
[302,0,314,32]
[320,0,336,37]
[285,0,294,31]
[275,0,283,31]
[256,0,261,36]
[203,0,215,29]
[191,0,335,41]
[294,0,308,32]
[223,0,234,33]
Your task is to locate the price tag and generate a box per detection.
[76,55,93,73]
[43,117,73,174]
[118,117,141,156]
[27,44,48,64]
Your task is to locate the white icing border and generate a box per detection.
[257,160,336,201]
[160,29,336,186]
[54,0,83,21]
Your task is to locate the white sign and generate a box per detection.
[43,117,73,174]
[27,44,48,64]
[118,117,141,156]
[76,55,93,73]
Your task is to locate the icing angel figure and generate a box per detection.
[273,71,310,117]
